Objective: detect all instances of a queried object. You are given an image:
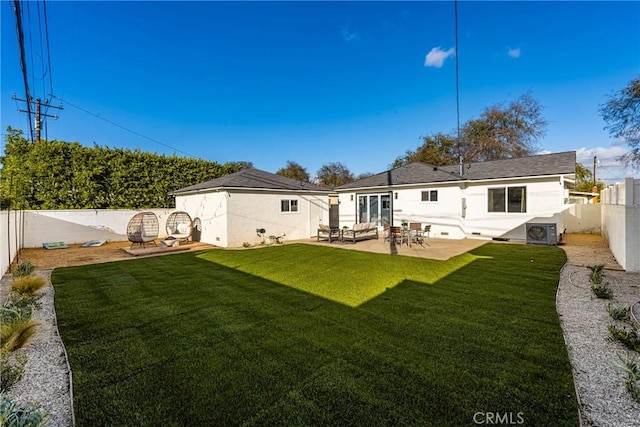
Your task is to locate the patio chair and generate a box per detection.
[127,212,159,248]
[409,222,424,246]
[383,223,390,242]
[388,226,402,245]
[423,224,431,245]
[166,211,193,243]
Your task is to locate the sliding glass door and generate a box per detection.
[357,193,391,225]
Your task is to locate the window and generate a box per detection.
[421,190,438,202]
[488,186,526,213]
[281,199,298,213]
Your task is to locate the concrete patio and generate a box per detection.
[302,235,490,261]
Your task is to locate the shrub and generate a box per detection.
[0,316,40,356]
[607,303,631,321]
[11,276,46,297]
[608,324,640,352]
[11,261,35,278]
[0,353,27,392]
[0,304,34,325]
[591,282,612,299]
[614,356,640,404]
[0,396,49,427]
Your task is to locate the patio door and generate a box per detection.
[357,193,391,225]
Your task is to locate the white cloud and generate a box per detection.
[508,48,521,58]
[424,46,455,68]
[342,25,359,42]
[575,145,639,184]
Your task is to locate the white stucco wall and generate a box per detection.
[1,210,24,274]
[176,190,329,248]
[175,191,229,246]
[337,176,568,241]
[19,209,174,248]
[562,204,601,233]
[226,191,328,247]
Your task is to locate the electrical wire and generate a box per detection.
[50,94,199,158]
[13,0,34,143]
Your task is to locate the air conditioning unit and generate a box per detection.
[526,223,557,245]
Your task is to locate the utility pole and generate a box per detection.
[593,156,597,189]
[12,95,63,142]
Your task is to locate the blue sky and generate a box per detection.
[2,1,639,183]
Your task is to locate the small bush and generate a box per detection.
[12,276,46,297]
[0,396,49,427]
[608,324,640,352]
[0,304,34,325]
[0,353,27,392]
[589,264,605,284]
[591,282,612,299]
[607,303,631,321]
[0,316,40,355]
[614,356,640,404]
[11,260,35,278]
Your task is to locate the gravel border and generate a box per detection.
[1,255,639,426]
[557,265,640,426]
[1,271,74,427]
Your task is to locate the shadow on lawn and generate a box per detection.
[192,244,491,308]
[53,243,578,427]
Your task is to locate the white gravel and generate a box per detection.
[1,270,73,427]
[557,265,640,426]
[1,257,639,427]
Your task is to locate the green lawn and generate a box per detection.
[52,243,579,426]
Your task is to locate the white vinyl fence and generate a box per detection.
[600,177,640,272]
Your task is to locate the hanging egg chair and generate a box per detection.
[127,212,159,248]
[166,211,193,243]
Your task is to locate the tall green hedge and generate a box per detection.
[0,127,245,209]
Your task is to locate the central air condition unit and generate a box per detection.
[526,223,557,245]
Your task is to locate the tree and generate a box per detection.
[276,161,310,182]
[461,92,545,162]
[316,162,354,187]
[574,162,605,193]
[392,133,458,168]
[600,76,640,165]
[392,93,546,167]
[0,127,244,209]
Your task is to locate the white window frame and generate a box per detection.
[487,186,526,213]
[421,189,439,202]
[280,199,299,213]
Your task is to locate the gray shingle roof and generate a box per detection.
[172,168,329,194]
[337,151,576,190]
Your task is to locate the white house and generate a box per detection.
[335,151,576,242]
[172,169,330,247]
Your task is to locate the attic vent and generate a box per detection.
[472,232,481,236]
[441,231,449,236]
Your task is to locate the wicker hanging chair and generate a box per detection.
[127,212,159,248]
[166,211,193,243]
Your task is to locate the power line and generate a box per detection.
[43,0,54,102]
[13,0,34,143]
[50,95,198,158]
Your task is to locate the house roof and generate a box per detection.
[337,151,576,190]
[172,168,329,195]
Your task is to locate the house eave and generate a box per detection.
[335,173,575,193]
[172,186,331,197]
